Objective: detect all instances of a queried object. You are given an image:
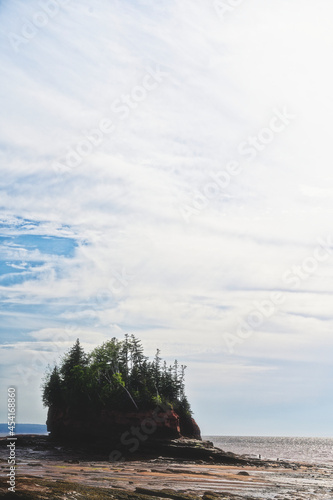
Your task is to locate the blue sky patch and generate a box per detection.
[0,234,77,258]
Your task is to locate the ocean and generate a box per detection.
[204,435,333,465]
[0,423,48,436]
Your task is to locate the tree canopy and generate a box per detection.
[42,335,191,415]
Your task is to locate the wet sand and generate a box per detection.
[0,436,332,499]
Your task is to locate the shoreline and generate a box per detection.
[0,435,332,499]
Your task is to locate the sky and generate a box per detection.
[0,0,333,437]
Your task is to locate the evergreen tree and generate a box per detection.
[60,338,87,381]
[42,335,192,415]
[42,366,63,407]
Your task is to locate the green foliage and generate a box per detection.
[42,335,192,415]
[42,366,63,407]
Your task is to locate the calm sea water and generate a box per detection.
[204,435,333,465]
[0,423,48,436]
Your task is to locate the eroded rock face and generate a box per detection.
[46,406,201,441]
[179,415,201,440]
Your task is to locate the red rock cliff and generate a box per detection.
[47,406,201,440]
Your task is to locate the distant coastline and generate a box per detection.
[0,423,48,436]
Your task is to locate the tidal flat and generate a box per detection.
[0,436,332,499]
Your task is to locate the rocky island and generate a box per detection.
[1,337,332,499]
[44,336,201,446]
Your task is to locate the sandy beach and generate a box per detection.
[0,436,332,499]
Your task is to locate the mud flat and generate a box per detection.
[0,435,332,499]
